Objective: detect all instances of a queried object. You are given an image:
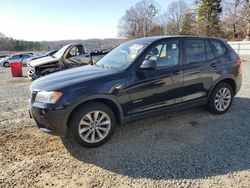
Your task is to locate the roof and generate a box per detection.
[129,35,224,43]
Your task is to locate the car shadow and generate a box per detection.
[62,97,250,180]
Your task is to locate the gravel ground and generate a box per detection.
[0,59,250,188]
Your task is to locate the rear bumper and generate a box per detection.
[29,104,68,136]
[235,74,242,95]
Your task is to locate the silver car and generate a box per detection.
[0,53,34,67]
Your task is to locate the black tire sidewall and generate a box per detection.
[208,82,234,114]
[3,62,9,67]
[69,102,116,147]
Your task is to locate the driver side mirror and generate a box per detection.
[140,59,156,70]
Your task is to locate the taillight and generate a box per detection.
[236,56,243,75]
[236,56,242,65]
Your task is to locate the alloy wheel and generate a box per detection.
[78,111,111,143]
[214,87,231,111]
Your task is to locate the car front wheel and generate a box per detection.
[69,102,116,147]
[207,82,234,114]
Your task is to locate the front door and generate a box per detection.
[11,55,23,63]
[127,39,183,115]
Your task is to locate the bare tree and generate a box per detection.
[242,0,250,40]
[118,7,140,39]
[163,0,189,35]
[118,0,161,39]
[223,0,245,39]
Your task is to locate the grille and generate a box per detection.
[29,66,35,75]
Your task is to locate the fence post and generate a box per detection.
[238,43,241,55]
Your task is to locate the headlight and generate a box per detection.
[35,91,62,104]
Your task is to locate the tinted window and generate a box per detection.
[23,54,31,58]
[184,39,206,64]
[205,40,215,60]
[210,39,226,57]
[12,55,21,59]
[145,40,179,68]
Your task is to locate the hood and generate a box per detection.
[31,65,118,91]
[29,56,58,67]
[28,55,46,62]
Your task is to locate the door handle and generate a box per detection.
[173,71,183,75]
[210,63,217,68]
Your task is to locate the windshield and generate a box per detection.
[96,41,147,69]
[53,45,70,59]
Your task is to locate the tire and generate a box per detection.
[3,62,9,67]
[207,82,234,114]
[68,102,116,147]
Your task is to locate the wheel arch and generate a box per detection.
[65,96,124,129]
[209,77,236,98]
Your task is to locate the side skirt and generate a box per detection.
[121,98,208,124]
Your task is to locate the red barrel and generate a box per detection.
[10,62,23,77]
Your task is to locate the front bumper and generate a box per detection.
[28,66,39,80]
[29,102,68,136]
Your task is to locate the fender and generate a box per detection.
[208,75,236,98]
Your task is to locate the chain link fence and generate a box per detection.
[228,41,250,55]
[228,41,250,61]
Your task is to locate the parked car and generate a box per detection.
[0,54,10,61]
[27,50,58,64]
[0,53,34,67]
[29,36,242,148]
[27,44,109,80]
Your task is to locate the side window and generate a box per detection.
[205,40,215,60]
[145,40,179,68]
[184,39,206,64]
[12,55,19,59]
[68,45,85,58]
[210,39,226,57]
[69,47,78,57]
[23,54,30,58]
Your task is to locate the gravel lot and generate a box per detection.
[0,58,250,188]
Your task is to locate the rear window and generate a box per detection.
[184,39,206,64]
[210,39,226,57]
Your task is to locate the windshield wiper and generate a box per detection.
[95,64,112,69]
[104,65,112,69]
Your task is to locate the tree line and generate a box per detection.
[0,35,124,52]
[0,37,42,51]
[118,0,250,41]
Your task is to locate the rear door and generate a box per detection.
[182,38,218,102]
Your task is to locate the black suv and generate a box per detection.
[29,36,242,147]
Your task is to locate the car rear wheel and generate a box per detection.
[69,102,116,147]
[3,62,9,67]
[207,82,234,114]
